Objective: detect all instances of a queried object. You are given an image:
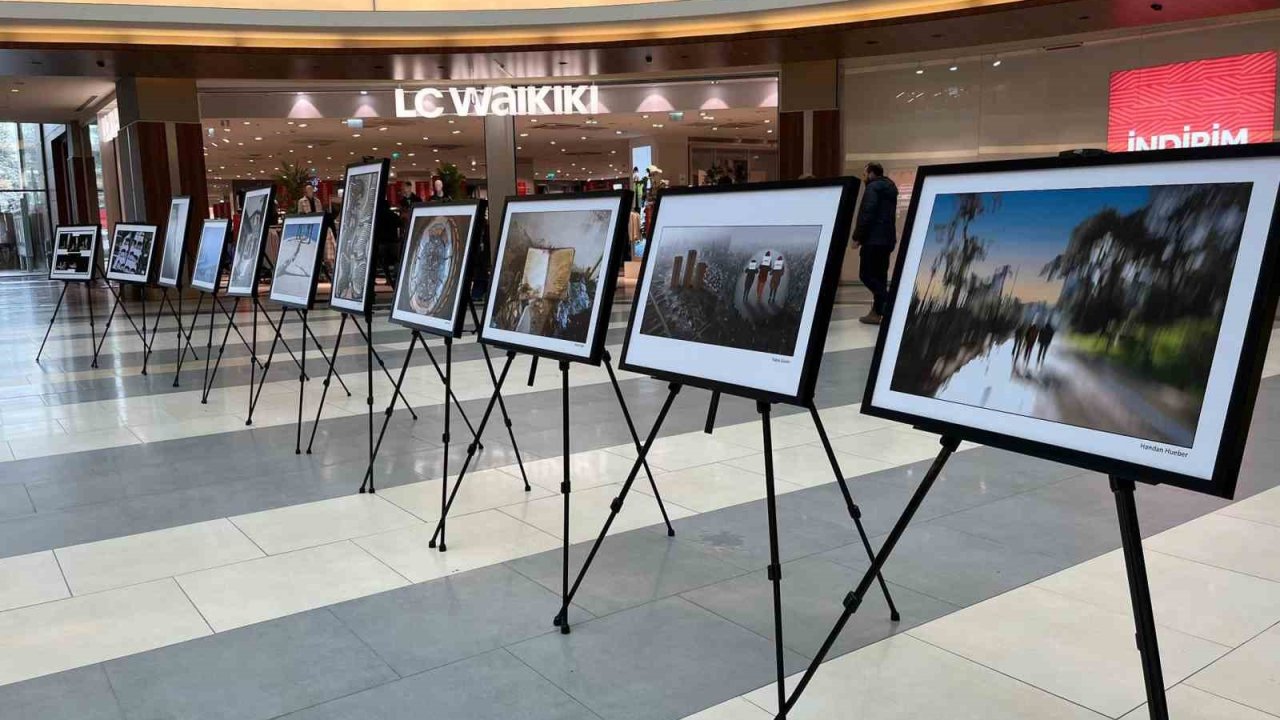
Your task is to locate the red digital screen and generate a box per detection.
[1108,51,1277,152]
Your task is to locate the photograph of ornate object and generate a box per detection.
[390,202,482,336]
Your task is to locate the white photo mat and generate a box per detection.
[869,156,1280,482]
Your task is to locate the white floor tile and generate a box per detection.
[633,462,804,513]
[704,420,817,452]
[0,579,210,686]
[1187,623,1280,717]
[721,443,893,488]
[231,494,423,555]
[500,482,696,543]
[0,419,65,442]
[829,427,944,465]
[129,414,248,443]
[1147,513,1280,582]
[0,442,13,463]
[176,541,408,632]
[500,449,644,493]
[1035,549,1280,646]
[354,509,559,583]
[55,518,265,596]
[682,697,773,720]
[0,551,70,612]
[604,431,756,472]
[775,403,895,437]
[910,585,1229,717]
[1121,685,1279,720]
[1219,486,1280,529]
[743,634,1105,719]
[379,469,555,522]
[9,426,141,460]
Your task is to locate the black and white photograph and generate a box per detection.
[106,223,159,284]
[481,193,627,362]
[157,196,191,288]
[866,148,1280,494]
[191,218,230,293]
[50,225,99,281]
[330,160,386,314]
[269,214,326,308]
[227,186,273,297]
[391,202,482,336]
[621,181,855,402]
[638,225,823,355]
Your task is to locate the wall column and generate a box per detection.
[65,122,100,225]
[483,114,517,243]
[779,60,841,180]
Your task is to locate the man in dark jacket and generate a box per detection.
[852,162,898,325]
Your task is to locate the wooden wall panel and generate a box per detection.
[811,108,842,178]
[174,122,209,264]
[779,110,805,181]
[134,121,172,227]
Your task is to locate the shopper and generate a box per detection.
[399,182,421,209]
[852,162,898,325]
[296,184,323,214]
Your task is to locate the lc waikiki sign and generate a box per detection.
[395,85,602,118]
[1107,51,1277,152]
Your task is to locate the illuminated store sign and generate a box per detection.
[1108,51,1277,152]
[395,85,602,118]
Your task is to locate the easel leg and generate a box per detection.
[139,287,150,376]
[759,401,787,716]
[809,404,900,621]
[145,288,167,367]
[35,283,69,363]
[246,308,289,426]
[202,293,216,400]
[296,310,307,454]
[415,332,482,449]
[87,282,98,368]
[358,331,419,494]
[300,315,351,397]
[353,315,418,420]
[257,300,306,379]
[202,297,241,404]
[429,352,518,547]
[305,313,350,454]
[437,338,454,550]
[213,295,260,364]
[92,292,121,370]
[1111,477,1170,720]
[780,437,959,717]
[557,360,572,634]
[365,314,375,496]
[555,382,683,629]
[603,350,673,535]
[172,293,203,387]
[704,390,720,434]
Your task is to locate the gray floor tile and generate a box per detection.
[682,556,957,659]
[0,484,33,520]
[507,596,807,720]
[818,523,1065,608]
[932,488,1122,564]
[279,649,599,720]
[331,564,590,677]
[507,530,746,619]
[104,610,397,720]
[0,665,124,720]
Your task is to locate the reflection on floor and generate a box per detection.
[0,279,1276,720]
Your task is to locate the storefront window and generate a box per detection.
[0,122,52,271]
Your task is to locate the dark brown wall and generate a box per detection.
[174,122,209,265]
[133,121,172,226]
[811,109,841,178]
[779,110,805,180]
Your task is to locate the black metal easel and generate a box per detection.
[92,279,152,374]
[143,287,203,387]
[1110,476,1169,720]
[36,274,100,367]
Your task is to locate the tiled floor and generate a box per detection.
[0,278,1276,719]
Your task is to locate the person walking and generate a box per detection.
[852,162,899,325]
[296,184,324,214]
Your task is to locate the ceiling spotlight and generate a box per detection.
[451,130,461,135]
[242,121,251,125]
[530,118,538,123]
[949,65,958,72]
[580,136,587,140]
[447,119,455,124]
[549,140,557,145]
[378,126,388,132]
[520,132,529,137]
[352,133,361,138]
[287,121,295,125]
[615,130,623,135]
[360,90,368,95]
[298,123,308,128]
[253,136,263,141]
[992,58,1003,67]
[915,68,925,75]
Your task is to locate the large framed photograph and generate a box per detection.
[864,145,1280,499]
[49,224,100,281]
[269,213,328,309]
[191,218,230,294]
[480,191,630,364]
[157,196,192,288]
[105,223,160,284]
[330,159,389,315]
[620,179,859,404]
[391,201,485,338]
[227,186,275,297]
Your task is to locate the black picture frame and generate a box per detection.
[861,142,1280,500]
[389,199,487,339]
[157,195,192,289]
[105,222,161,286]
[479,190,632,366]
[330,158,390,317]
[49,223,102,283]
[191,218,232,296]
[618,177,860,406]
[268,212,331,311]
[226,185,277,298]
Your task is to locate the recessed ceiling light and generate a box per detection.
[237,142,244,146]
[615,130,623,135]
[520,133,529,137]
[447,119,455,124]
[992,59,1002,67]
[352,133,361,138]
[254,136,263,141]
[549,140,556,145]
[530,118,538,123]
[451,130,461,135]
[360,90,368,95]
[242,121,251,125]
[916,68,925,75]
[949,65,958,72]
[287,121,295,125]
[580,136,587,140]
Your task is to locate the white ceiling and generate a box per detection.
[0,75,114,122]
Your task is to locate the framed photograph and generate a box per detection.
[391,201,485,338]
[269,213,329,310]
[191,218,230,294]
[330,159,389,315]
[105,223,160,284]
[481,191,630,365]
[620,179,859,404]
[49,224,100,281]
[227,186,275,297]
[157,196,192,288]
[864,144,1280,499]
